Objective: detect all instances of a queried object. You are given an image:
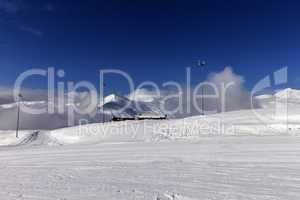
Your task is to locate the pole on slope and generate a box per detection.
[16,93,23,138]
[102,81,106,123]
[198,60,207,115]
[287,89,289,134]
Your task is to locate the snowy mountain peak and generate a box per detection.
[104,94,129,104]
[98,93,165,119]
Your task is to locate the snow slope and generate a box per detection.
[1,88,300,147]
[46,88,300,145]
[1,137,300,200]
[1,104,300,147]
[1,88,300,199]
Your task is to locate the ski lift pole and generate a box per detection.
[102,81,106,123]
[198,60,207,115]
[201,66,205,115]
[16,93,23,138]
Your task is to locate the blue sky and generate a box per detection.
[0,0,299,94]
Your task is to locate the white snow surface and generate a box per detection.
[1,89,300,199]
[1,135,300,200]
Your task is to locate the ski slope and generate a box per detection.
[1,88,300,199]
[1,136,300,200]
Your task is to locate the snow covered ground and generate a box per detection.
[1,117,300,199]
[1,136,300,200]
[1,89,300,199]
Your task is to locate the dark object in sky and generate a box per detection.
[198,60,207,67]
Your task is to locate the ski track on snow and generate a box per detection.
[1,138,300,200]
